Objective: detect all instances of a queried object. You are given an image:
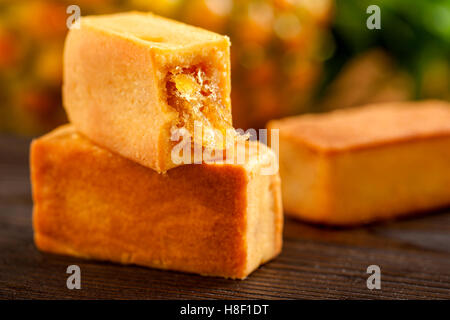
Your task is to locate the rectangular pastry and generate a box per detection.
[267,100,450,226]
[31,125,283,279]
[63,12,233,173]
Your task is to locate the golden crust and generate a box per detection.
[81,11,229,47]
[31,125,282,279]
[63,12,232,173]
[268,100,450,226]
[268,100,450,153]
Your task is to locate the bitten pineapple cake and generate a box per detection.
[63,12,234,173]
[268,100,450,226]
[31,125,282,279]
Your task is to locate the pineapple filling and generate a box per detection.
[166,65,233,149]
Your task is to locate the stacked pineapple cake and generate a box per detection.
[30,12,283,279]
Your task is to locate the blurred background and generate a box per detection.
[0,0,448,135]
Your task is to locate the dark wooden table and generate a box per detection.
[1,134,449,300]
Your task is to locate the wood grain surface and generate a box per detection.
[0,134,449,300]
